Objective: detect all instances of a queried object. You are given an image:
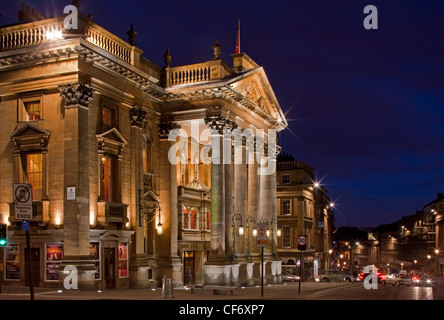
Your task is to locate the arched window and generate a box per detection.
[190,208,197,230]
[183,207,189,229]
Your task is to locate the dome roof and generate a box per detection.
[185,178,210,193]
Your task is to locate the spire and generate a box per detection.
[235,19,241,54]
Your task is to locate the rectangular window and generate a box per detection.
[26,153,43,200]
[24,101,41,121]
[282,226,291,248]
[102,107,113,126]
[19,97,43,122]
[282,199,291,215]
[282,174,290,184]
[102,155,116,202]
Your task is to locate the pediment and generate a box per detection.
[11,123,51,139]
[96,127,128,146]
[226,68,286,127]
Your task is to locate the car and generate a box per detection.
[316,270,350,282]
[412,274,432,287]
[382,273,412,286]
[282,272,300,282]
[356,271,385,284]
[343,273,355,282]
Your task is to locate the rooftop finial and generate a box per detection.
[127,23,138,46]
[163,47,172,68]
[212,39,222,60]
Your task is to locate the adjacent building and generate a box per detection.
[276,156,334,280]
[0,4,288,289]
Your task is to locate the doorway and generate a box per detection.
[184,251,195,285]
[104,247,116,289]
[24,248,40,287]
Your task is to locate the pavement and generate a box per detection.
[0,281,358,300]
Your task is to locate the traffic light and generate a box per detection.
[0,224,7,246]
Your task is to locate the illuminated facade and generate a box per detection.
[0,6,286,289]
[276,159,334,280]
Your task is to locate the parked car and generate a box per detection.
[412,274,432,287]
[382,273,412,286]
[316,270,350,282]
[282,272,300,282]
[343,273,355,282]
[357,271,385,284]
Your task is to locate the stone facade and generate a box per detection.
[0,9,286,289]
[276,159,334,280]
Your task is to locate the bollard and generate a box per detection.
[162,276,174,298]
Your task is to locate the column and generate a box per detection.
[58,82,97,290]
[203,115,237,285]
[158,121,183,287]
[129,106,150,288]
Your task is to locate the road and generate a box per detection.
[0,281,435,300]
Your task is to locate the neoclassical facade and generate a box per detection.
[0,6,286,289]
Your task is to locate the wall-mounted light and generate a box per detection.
[156,208,163,235]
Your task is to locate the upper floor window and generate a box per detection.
[102,107,114,127]
[282,226,291,248]
[26,153,43,200]
[282,174,290,184]
[19,96,43,122]
[282,199,291,215]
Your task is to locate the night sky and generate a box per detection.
[1,0,443,228]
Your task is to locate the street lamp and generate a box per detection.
[246,216,256,260]
[232,213,243,261]
[271,218,281,259]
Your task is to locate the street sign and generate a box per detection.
[22,220,30,231]
[13,184,33,220]
[298,235,307,251]
[256,223,268,248]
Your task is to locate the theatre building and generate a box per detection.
[0,5,287,289]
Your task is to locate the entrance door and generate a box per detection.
[104,248,116,289]
[184,251,195,285]
[25,248,40,287]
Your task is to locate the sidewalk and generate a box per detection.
[0,281,359,300]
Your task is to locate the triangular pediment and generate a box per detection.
[225,67,287,127]
[96,127,128,146]
[10,123,51,139]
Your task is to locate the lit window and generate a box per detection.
[102,156,114,202]
[19,97,43,122]
[102,107,113,127]
[26,153,43,200]
[190,208,197,230]
[183,208,189,229]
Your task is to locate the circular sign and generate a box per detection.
[298,235,307,246]
[257,226,267,237]
[15,185,31,203]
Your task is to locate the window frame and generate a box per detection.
[18,96,43,122]
[282,174,291,184]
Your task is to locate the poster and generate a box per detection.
[5,244,20,280]
[90,242,100,280]
[118,242,128,278]
[46,243,62,281]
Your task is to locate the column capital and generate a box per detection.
[158,121,181,139]
[130,106,147,129]
[204,115,238,134]
[58,82,95,108]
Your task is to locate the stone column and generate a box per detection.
[203,115,237,285]
[158,121,182,287]
[58,82,97,290]
[247,137,260,258]
[129,106,150,288]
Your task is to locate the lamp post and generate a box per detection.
[271,218,281,259]
[232,213,243,261]
[246,216,256,260]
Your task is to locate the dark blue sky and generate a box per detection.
[2,0,443,228]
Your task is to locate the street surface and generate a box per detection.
[0,281,434,300]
